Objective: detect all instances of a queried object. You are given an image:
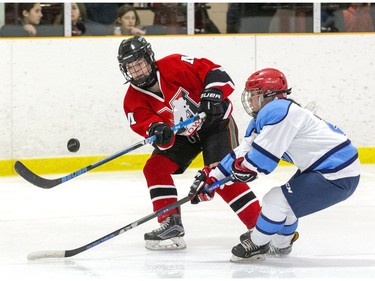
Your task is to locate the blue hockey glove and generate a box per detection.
[148,122,173,146]
[231,157,258,183]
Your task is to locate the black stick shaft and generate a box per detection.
[27,175,232,260]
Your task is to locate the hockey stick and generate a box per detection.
[27,175,233,260]
[15,112,206,189]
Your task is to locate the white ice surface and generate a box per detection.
[1,165,375,280]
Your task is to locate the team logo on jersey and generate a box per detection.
[170,87,201,136]
[285,182,293,193]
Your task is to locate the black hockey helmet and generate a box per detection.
[117,36,157,88]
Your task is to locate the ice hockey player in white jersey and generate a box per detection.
[189,68,360,262]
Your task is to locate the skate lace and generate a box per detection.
[268,244,278,254]
[153,217,172,232]
[242,238,259,252]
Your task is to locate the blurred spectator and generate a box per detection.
[152,3,187,34]
[55,3,86,36]
[0,3,43,37]
[71,3,87,36]
[85,3,118,25]
[343,3,374,32]
[81,3,117,35]
[113,4,145,36]
[194,3,220,33]
[226,3,277,33]
[55,3,113,36]
[321,4,340,32]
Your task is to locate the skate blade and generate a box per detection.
[230,253,266,263]
[145,237,187,251]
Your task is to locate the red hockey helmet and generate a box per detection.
[241,68,291,117]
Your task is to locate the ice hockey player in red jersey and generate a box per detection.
[117,35,260,250]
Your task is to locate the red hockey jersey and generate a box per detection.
[123,54,235,141]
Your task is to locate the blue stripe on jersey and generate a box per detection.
[320,154,358,173]
[245,142,280,174]
[278,220,298,236]
[245,119,256,137]
[282,152,294,164]
[217,151,236,177]
[307,140,359,173]
[256,99,291,132]
[256,213,286,235]
[325,120,344,135]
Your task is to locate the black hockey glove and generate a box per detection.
[231,157,258,183]
[148,122,174,146]
[198,88,224,117]
[189,166,216,204]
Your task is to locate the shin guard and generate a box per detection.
[216,182,261,229]
[143,154,180,222]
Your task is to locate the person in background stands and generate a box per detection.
[117,36,261,251]
[113,4,145,36]
[0,3,43,37]
[321,3,340,32]
[85,3,117,26]
[71,3,86,36]
[54,3,86,36]
[152,3,187,34]
[226,3,276,33]
[343,3,374,32]
[18,2,43,36]
[54,2,108,36]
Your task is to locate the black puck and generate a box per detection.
[67,138,80,152]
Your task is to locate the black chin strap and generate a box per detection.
[264,88,292,98]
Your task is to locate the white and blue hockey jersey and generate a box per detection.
[213,99,360,181]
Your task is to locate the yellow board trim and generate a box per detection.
[1,147,374,177]
[0,154,204,177]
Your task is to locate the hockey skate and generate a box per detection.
[268,232,299,256]
[239,230,299,257]
[144,214,186,250]
[239,229,252,243]
[231,232,270,263]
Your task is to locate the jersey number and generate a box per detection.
[181,55,195,65]
[127,112,136,125]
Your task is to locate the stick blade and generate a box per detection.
[14,161,60,189]
[27,250,66,260]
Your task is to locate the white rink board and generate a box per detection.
[0,35,374,159]
[254,34,375,146]
[0,40,12,158]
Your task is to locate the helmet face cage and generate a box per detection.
[241,88,264,117]
[117,36,157,88]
